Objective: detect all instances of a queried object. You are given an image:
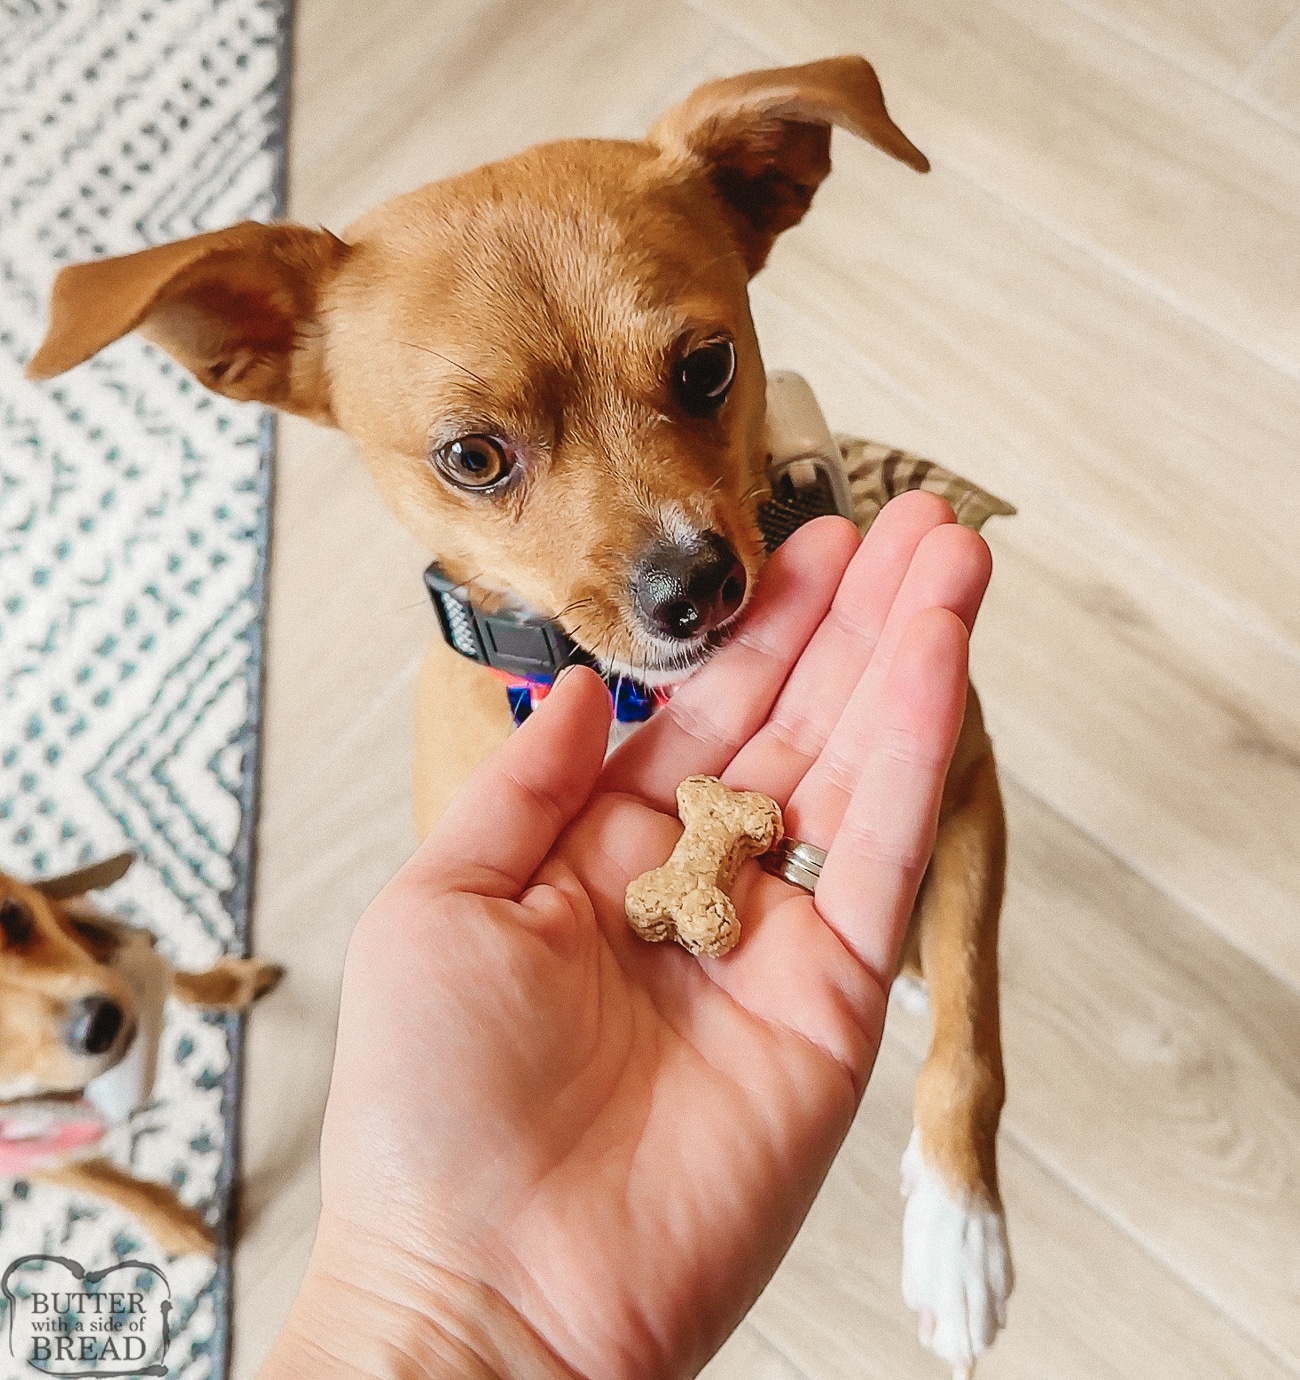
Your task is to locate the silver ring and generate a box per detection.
[761,838,827,893]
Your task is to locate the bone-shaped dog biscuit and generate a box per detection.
[625,775,784,957]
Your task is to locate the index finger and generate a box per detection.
[720,491,962,807]
[813,607,971,982]
[598,516,860,808]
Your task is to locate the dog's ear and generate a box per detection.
[649,56,928,274]
[31,853,135,902]
[25,222,350,424]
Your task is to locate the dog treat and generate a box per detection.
[626,775,783,957]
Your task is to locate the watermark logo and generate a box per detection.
[1,1255,171,1378]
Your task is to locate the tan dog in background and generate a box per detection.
[0,856,282,1255]
[27,57,1011,1374]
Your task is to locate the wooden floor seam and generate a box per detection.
[984,1103,1300,1379]
[1000,764,1300,1005]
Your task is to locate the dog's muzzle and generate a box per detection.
[64,995,126,1057]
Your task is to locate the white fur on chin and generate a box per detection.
[83,930,173,1124]
[600,648,710,688]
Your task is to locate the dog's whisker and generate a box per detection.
[551,595,596,625]
[565,610,614,656]
[393,339,491,391]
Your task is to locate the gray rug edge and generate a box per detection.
[213,0,293,1374]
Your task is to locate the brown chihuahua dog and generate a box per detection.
[28,57,1010,1374]
[1,855,282,1255]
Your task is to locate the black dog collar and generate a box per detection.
[423,564,594,682]
[423,567,660,724]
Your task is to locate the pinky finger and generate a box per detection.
[813,607,971,987]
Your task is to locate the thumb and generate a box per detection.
[407,667,613,898]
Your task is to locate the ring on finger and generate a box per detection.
[761,838,827,894]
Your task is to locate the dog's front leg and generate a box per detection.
[413,635,516,838]
[900,699,1013,1378]
[32,1158,214,1257]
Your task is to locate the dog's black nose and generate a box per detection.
[65,996,124,1057]
[632,533,747,641]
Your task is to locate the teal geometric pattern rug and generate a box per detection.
[0,1,288,1374]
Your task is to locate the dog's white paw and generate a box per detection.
[891,972,930,1015]
[900,1128,1012,1379]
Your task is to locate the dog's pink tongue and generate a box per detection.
[0,1100,106,1174]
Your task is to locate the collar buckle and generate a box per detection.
[423,565,595,681]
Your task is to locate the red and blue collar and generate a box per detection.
[496,667,673,728]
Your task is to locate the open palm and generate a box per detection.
[306,496,991,1380]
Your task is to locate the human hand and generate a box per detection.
[261,493,991,1380]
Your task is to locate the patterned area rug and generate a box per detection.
[0,1,288,1375]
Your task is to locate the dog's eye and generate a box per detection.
[675,338,736,415]
[0,898,34,946]
[434,435,512,491]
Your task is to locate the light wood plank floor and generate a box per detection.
[232,2,1300,1375]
